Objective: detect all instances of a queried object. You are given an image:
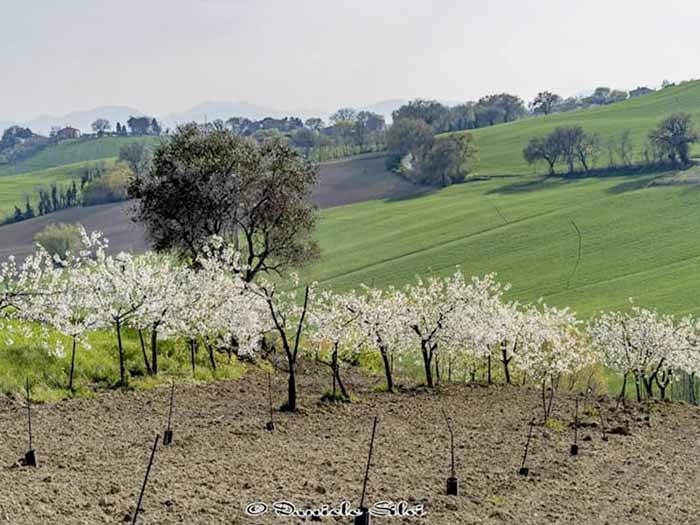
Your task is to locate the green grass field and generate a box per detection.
[459,80,700,175]
[303,170,700,319]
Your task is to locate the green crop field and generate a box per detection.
[459,80,700,175]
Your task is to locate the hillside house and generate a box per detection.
[56,126,81,140]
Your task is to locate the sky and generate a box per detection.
[2,0,700,121]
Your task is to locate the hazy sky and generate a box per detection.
[2,0,700,121]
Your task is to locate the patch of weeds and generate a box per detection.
[372,383,396,393]
[486,495,507,506]
[320,388,353,403]
[583,405,599,418]
[545,417,566,432]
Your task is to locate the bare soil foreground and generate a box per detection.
[1,366,700,524]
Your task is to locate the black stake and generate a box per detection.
[355,416,379,525]
[266,371,275,431]
[441,407,459,496]
[132,435,159,525]
[570,398,579,456]
[519,419,534,476]
[24,378,37,467]
[163,382,175,446]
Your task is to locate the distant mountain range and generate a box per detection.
[1,99,412,135]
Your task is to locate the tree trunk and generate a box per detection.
[206,341,217,371]
[617,372,628,407]
[335,365,349,400]
[115,319,126,386]
[68,335,77,391]
[150,327,158,375]
[501,344,511,384]
[380,346,394,392]
[138,329,151,375]
[421,342,433,388]
[286,362,297,411]
[435,351,441,385]
[189,338,197,377]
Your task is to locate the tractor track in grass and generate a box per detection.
[1,363,699,524]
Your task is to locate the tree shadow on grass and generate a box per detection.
[486,164,681,196]
[383,187,438,203]
[484,176,553,195]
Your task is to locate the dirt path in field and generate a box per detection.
[1,364,699,524]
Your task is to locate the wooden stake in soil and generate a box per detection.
[24,378,37,467]
[131,435,159,525]
[163,381,175,446]
[266,371,275,431]
[518,419,534,476]
[355,416,379,525]
[570,398,579,456]
[440,407,459,496]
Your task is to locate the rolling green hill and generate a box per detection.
[461,80,700,175]
[0,135,158,176]
[0,135,158,218]
[304,170,700,318]
[0,161,119,218]
[297,82,700,317]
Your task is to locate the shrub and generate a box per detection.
[33,223,83,258]
[82,162,130,206]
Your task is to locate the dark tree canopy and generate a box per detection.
[330,108,358,124]
[474,94,527,126]
[386,118,435,159]
[91,118,111,135]
[523,126,600,175]
[648,112,699,166]
[529,92,563,115]
[127,116,161,136]
[523,135,561,175]
[129,123,320,282]
[420,134,478,187]
[118,142,149,177]
[392,99,450,131]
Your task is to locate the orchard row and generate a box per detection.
[1,229,698,415]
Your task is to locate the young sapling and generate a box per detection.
[441,407,459,496]
[163,381,175,446]
[355,416,379,525]
[518,419,534,476]
[131,435,160,525]
[570,398,579,456]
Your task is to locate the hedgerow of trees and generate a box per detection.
[523,113,699,176]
